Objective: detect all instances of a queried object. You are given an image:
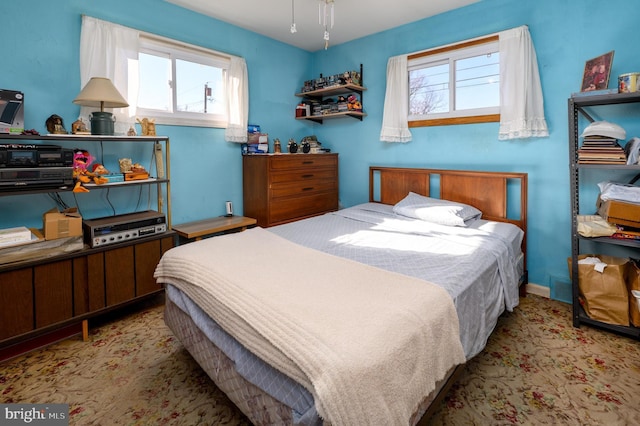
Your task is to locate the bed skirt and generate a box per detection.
[164,296,457,426]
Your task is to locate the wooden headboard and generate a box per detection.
[369,166,528,263]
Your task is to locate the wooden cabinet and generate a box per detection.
[0,269,33,341]
[0,133,174,349]
[0,233,174,348]
[243,153,339,227]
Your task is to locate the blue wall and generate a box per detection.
[2,0,639,298]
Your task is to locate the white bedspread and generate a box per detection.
[155,227,466,426]
[271,203,524,359]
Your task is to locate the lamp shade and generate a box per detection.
[73,77,129,111]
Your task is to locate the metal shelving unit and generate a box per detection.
[568,92,640,339]
[0,133,171,226]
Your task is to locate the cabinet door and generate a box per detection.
[73,253,106,315]
[0,268,34,340]
[135,239,162,296]
[34,260,73,328]
[105,246,135,306]
[135,236,175,296]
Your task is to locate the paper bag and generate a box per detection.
[568,254,630,326]
[628,259,640,327]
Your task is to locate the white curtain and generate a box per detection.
[79,16,139,134]
[498,25,549,140]
[224,57,249,143]
[379,55,412,143]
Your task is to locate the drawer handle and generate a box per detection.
[301,174,314,178]
[302,187,314,191]
[302,160,314,165]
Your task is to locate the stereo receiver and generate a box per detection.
[0,167,73,189]
[83,210,167,248]
[0,143,74,168]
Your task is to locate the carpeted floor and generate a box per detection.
[1,294,639,425]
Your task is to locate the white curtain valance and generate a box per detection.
[379,55,412,143]
[79,16,139,134]
[224,57,249,143]
[498,25,549,140]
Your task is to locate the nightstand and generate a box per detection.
[172,216,257,243]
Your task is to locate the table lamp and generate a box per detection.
[73,77,129,135]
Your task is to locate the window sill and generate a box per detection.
[409,114,500,128]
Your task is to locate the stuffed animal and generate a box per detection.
[347,95,362,112]
[72,149,108,192]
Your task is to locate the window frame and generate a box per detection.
[408,35,500,128]
[134,35,230,128]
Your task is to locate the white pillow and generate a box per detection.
[392,192,482,227]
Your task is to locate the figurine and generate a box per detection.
[274,138,281,153]
[288,138,298,153]
[71,118,89,135]
[137,117,156,136]
[127,126,137,136]
[119,158,132,173]
[46,114,68,134]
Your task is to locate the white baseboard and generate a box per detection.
[525,282,551,299]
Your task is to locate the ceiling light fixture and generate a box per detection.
[290,0,336,49]
[319,0,335,50]
[290,0,297,33]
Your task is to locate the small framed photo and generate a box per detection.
[581,51,614,92]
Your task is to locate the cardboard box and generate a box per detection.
[43,208,82,240]
[597,197,640,228]
[0,89,24,134]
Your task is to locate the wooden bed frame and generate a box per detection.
[370,166,528,270]
[369,166,529,424]
[164,166,529,426]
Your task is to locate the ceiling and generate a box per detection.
[166,0,479,52]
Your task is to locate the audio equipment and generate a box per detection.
[0,167,73,190]
[0,144,74,168]
[82,210,167,248]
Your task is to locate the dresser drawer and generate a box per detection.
[269,193,338,224]
[269,154,337,171]
[271,179,337,198]
[270,168,336,184]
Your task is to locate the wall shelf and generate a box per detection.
[295,65,366,124]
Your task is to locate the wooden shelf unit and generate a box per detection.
[295,65,366,124]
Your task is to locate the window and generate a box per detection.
[408,36,500,127]
[133,36,230,128]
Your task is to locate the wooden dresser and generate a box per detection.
[243,153,339,227]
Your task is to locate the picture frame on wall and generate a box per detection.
[581,51,615,92]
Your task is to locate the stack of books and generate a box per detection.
[611,224,640,241]
[578,136,626,164]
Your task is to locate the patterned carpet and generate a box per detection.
[1,294,639,425]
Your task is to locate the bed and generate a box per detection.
[155,166,528,425]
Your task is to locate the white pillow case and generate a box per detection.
[393,192,482,227]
